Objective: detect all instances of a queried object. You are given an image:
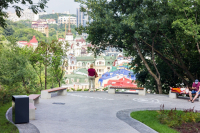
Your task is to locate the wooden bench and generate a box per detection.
[41,87,67,99]
[108,86,146,95]
[29,94,40,105]
[29,103,36,120]
[169,90,200,102]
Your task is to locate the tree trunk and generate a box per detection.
[160,56,189,86]
[45,64,47,90]
[140,37,195,81]
[40,63,42,88]
[135,40,162,94]
[156,79,162,94]
[45,47,47,90]
[59,81,61,87]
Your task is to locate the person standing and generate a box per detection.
[189,79,200,103]
[88,64,97,92]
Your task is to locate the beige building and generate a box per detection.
[31,20,49,37]
[58,16,76,25]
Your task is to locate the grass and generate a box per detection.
[130,110,179,133]
[0,102,19,133]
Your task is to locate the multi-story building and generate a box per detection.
[17,36,38,50]
[76,7,91,28]
[7,9,39,22]
[58,16,76,25]
[31,20,49,37]
[46,19,56,24]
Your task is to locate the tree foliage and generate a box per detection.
[76,0,200,93]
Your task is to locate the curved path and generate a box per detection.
[8,92,200,133]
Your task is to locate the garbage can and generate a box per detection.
[12,95,29,124]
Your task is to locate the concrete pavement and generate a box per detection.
[7,91,200,133]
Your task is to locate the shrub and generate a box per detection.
[157,104,200,127]
[103,87,108,91]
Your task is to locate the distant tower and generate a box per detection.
[52,10,55,14]
[65,15,73,41]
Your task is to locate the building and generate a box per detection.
[58,16,76,25]
[104,77,137,88]
[98,69,136,87]
[76,7,90,28]
[7,9,39,22]
[31,20,49,37]
[17,36,38,50]
[46,19,56,24]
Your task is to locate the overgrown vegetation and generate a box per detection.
[158,104,200,127]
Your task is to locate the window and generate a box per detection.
[72,61,74,64]
[77,79,79,82]
[107,67,110,69]
[73,66,75,69]
[108,62,110,64]
[71,78,74,82]
[70,66,72,69]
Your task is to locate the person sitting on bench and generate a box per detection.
[189,79,200,103]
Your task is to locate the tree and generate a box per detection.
[0,42,38,93]
[76,0,200,93]
[49,40,69,87]
[35,40,69,89]
[0,0,48,28]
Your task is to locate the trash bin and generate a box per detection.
[12,95,29,124]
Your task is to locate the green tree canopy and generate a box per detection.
[76,0,200,93]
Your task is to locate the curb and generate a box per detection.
[116,107,184,133]
[6,107,40,133]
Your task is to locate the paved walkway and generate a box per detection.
[8,91,200,133]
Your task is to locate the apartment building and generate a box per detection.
[31,20,49,37]
[58,16,76,25]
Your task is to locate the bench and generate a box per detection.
[29,94,40,105]
[169,90,200,102]
[29,103,36,120]
[41,87,67,99]
[108,86,146,95]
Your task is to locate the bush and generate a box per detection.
[103,87,108,91]
[0,85,40,106]
[157,104,200,127]
[84,89,89,91]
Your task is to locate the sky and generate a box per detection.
[6,0,81,15]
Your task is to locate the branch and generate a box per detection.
[152,25,160,79]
